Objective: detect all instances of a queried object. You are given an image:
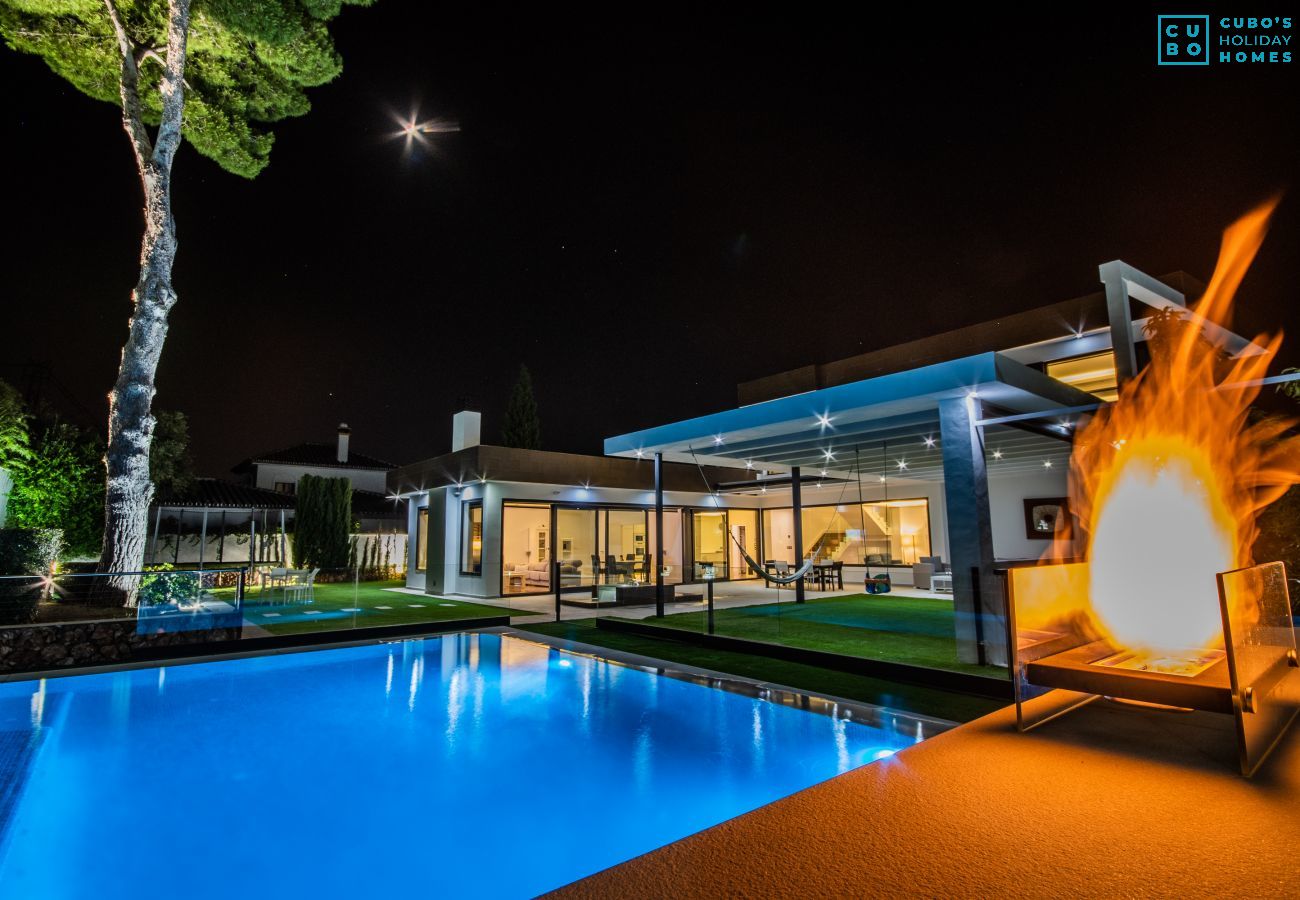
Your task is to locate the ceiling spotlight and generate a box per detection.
[879,475,887,483]
[819,469,828,477]
[634,449,644,458]
[923,436,936,448]
[713,435,725,446]
[745,460,754,469]
[816,413,833,428]
[896,460,908,471]
[823,449,835,461]
[992,449,1003,460]
[1043,460,1053,468]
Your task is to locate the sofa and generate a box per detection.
[911,556,949,591]
[523,559,584,587]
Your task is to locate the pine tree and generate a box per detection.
[502,364,542,450]
[0,0,374,601]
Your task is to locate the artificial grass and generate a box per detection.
[628,593,1003,677]
[513,618,1007,724]
[238,580,535,636]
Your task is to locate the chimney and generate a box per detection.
[451,410,481,452]
[337,423,351,463]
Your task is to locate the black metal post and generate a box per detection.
[654,452,665,618]
[706,578,715,634]
[791,466,805,604]
[554,560,562,623]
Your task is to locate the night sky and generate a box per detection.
[2,4,1298,474]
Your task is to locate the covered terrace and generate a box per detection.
[604,351,1098,666]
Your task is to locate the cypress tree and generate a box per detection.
[296,475,351,570]
[502,364,542,450]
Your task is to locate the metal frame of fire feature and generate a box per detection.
[1007,560,1300,777]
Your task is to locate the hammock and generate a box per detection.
[728,531,825,585]
[686,445,839,588]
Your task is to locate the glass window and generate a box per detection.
[461,501,483,575]
[692,511,727,580]
[273,481,296,495]
[555,507,598,587]
[416,508,429,572]
[502,502,550,593]
[764,500,932,566]
[1046,351,1118,402]
[727,509,759,579]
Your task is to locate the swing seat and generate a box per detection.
[865,573,892,595]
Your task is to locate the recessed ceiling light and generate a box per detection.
[923,436,936,448]
[896,460,908,470]
[816,413,833,428]
[992,449,1003,459]
[1043,460,1053,468]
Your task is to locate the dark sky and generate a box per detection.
[2,4,1298,474]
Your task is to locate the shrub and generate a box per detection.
[138,563,201,607]
[0,527,63,625]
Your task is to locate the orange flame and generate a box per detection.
[1062,198,1300,656]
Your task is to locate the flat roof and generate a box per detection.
[604,352,1097,477]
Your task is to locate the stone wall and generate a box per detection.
[0,618,242,675]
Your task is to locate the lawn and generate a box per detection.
[623,593,1003,677]
[513,618,1006,724]
[236,579,536,636]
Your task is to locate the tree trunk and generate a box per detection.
[99,166,179,605]
[98,0,190,606]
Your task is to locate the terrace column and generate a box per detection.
[654,452,664,617]
[199,510,208,569]
[938,396,1007,666]
[791,466,805,604]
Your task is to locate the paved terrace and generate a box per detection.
[549,690,1300,898]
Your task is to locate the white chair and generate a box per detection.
[285,567,319,604]
[260,567,290,603]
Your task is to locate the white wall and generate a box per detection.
[988,469,1075,562]
[254,462,388,494]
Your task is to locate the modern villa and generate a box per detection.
[391,262,1266,665]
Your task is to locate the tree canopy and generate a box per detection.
[502,364,541,450]
[149,409,195,495]
[5,422,105,558]
[0,380,29,468]
[0,0,373,178]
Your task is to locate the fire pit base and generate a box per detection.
[1008,560,1300,777]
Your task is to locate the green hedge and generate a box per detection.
[0,527,62,625]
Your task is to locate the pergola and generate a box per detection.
[149,479,293,569]
[605,351,1098,666]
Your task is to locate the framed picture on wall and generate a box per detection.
[1024,497,1072,540]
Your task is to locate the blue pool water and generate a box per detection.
[0,633,927,898]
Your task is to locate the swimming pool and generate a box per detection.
[0,632,938,898]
